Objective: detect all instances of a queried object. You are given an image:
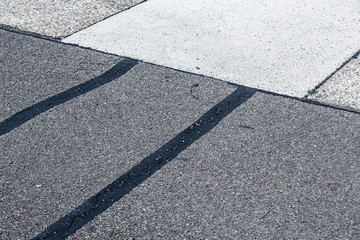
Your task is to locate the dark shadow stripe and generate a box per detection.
[32,86,256,240]
[0,59,138,136]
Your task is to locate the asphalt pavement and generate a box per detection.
[1,1,359,239]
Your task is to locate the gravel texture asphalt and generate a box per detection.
[1,29,360,239]
[0,29,237,239]
[69,91,360,239]
[0,0,144,38]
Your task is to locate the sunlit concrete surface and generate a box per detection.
[0,0,145,37]
[308,55,360,110]
[63,0,360,97]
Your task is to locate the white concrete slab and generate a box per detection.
[63,0,360,97]
[308,55,360,110]
[0,0,144,37]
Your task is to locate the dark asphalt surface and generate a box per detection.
[1,29,360,239]
[70,92,360,239]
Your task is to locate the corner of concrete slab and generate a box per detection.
[305,49,360,98]
[60,0,148,40]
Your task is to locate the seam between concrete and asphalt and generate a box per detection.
[1,26,359,115]
[0,23,60,41]
[61,0,360,97]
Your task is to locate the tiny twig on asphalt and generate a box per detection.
[190,83,199,100]
[259,209,271,220]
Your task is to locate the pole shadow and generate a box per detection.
[0,59,138,136]
[32,86,256,240]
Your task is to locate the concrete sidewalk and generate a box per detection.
[1,1,359,239]
[62,0,360,98]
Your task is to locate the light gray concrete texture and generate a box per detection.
[0,29,237,239]
[63,0,360,97]
[0,0,144,38]
[70,92,360,239]
[308,55,360,110]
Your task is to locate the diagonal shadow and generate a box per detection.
[0,59,138,136]
[32,86,256,240]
